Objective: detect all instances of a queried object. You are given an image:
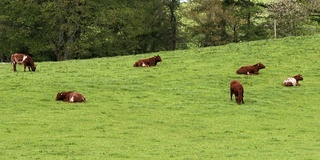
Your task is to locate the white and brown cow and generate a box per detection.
[11,53,36,72]
[133,55,162,67]
[283,74,303,86]
[236,62,265,75]
[55,91,86,103]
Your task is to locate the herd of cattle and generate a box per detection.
[230,62,303,105]
[10,53,303,104]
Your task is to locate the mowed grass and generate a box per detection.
[0,35,320,159]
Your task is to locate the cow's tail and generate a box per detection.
[10,55,14,64]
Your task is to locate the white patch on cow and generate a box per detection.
[142,62,146,67]
[22,55,28,62]
[283,77,297,86]
[70,96,74,102]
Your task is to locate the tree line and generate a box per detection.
[0,0,319,61]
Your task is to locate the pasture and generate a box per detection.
[0,35,320,159]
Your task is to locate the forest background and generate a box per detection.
[0,0,319,61]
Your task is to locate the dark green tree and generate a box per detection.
[134,0,181,53]
[184,0,231,47]
[0,0,184,61]
[41,0,105,60]
[222,0,267,42]
[0,0,45,61]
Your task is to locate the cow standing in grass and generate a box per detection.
[283,74,303,86]
[230,80,244,105]
[55,91,86,103]
[236,62,265,75]
[133,55,162,67]
[11,53,36,72]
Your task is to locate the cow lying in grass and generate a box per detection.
[283,74,303,86]
[11,53,36,72]
[230,80,244,105]
[236,62,265,75]
[55,91,86,103]
[133,55,162,67]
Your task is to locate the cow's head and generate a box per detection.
[55,92,64,101]
[294,74,303,81]
[154,55,162,62]
[255,62,265,69]
[31,65,36,71]
[236,95,243,105]
[25,57,36,71]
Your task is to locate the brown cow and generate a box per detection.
[283,74,303,86]
[236,62,265,75]
[230,80,244,105]
[55,91,86,103]
[11,53,36,72]
[133,55,162,67]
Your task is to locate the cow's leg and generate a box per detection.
[253,69,259,74]
[13,63,17,72]
[23,63,26,72]
[284,82,293,86]
[70,96,74,102]
[230,89,233,100]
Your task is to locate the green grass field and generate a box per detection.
[0,35,319,159]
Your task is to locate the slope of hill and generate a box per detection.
[0,35,319,159]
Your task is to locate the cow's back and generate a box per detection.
[56,91,86,103]
[236,66,251,74]
[133,60,147,67]
[69,92,86,102]
[230,80,243,92]
[283,77,296,86]
[11,53,24,63]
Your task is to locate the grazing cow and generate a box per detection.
[11,53,36,72]
[236,62,265,75]
[55,91,86,103]
[133,55,162,67]
[230,80,244,105]
[283,74,303,86]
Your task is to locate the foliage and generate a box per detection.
[182,0,268,47]
[301,0,320,23]
[0,35,320,159]
[267,0,310,37]
[183,0,230,47]
[0,0,319,61]
[0,0,43,59]
[0,0,181,61]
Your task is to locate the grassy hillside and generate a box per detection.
[0,35,319,159]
